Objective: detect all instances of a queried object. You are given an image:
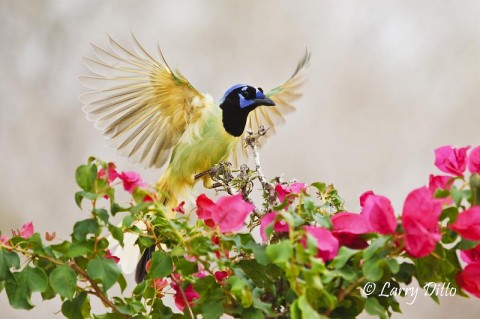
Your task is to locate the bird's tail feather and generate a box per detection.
[155,169,194,217]
[134,170,194,282]
[135,245,155,283]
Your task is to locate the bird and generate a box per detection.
[79,34,310,282]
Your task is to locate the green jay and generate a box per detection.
[80,34,309,282]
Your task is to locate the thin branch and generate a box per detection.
[70,261,127,317]
[323,276,365,317]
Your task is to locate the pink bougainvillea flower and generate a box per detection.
[0,234,9,245]
[105,249,120,264]
[303,226,339,261]
[451,207,480,241]
[359,190,375,208]
[196,193,254,233]
[119,171,147,193]
[214,270,229,282]
[171,275,200,312]
[98,164,119,184]
[142,194,155,202]
[213,194,254,233]
[460,244,480,265]
[331,212,370,249]
[184,254,197,262]
[259,212,289,241]
[153,278,169,297]
[434,145,470,176]
[275,182,307,203]
[428,174,454,205]
[361,194,397,235]
[196,194,217,227]
[468,146,480,175]
[173,201,186,214]
[194,271,206,279]
[456,263,480,298]
[428,174,454,193]
[20,222,34,239]
[402,187,443,258]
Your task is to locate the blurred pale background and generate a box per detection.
[1,0,480,318]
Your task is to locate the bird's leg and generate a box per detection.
[194,168,214,180]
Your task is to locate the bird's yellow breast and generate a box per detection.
[168,105,238,184]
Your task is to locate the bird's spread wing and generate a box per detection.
[232,49,311,166]
[79,34,210,168]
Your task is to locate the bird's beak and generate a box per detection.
[254,97,275,106]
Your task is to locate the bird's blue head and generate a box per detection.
[219,84,275,137]
[220,84,275,110]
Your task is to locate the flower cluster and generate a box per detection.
[98,163,146,194]
[0,221,34,244]
[3,145,480,319]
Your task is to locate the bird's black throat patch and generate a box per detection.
[221,106,250,137]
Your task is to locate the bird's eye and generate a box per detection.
[258,87,263,93]
[240,90,249,98]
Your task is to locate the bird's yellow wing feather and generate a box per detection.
[232,49,311,166]
[79,34,210,168]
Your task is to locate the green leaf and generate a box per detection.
[291,298,302,319]
[302,197,317,213]
[363,236,389,261]
[175,258,198,277]
[414,247,456,286]
[365,297,387,319]
[470,173,480,206]
[93,208,109,223]
[87,257,121,291]
[133,280,149,296]
[50,266,77,300]
[237,260,277,290]
[242,307,265,319]
[227,276,253,307]
[76,164,98,193]
[62,292,88,319]
[363,256,384,282]
[66,242,93,258]
[193,276,225,319]
[122,215,134,227]
[252,287,275,315]
[450,185,464,206]
[150,298,174,318]
[292,295,327,319]
[456,238,478,250]
[74,191,97,208]
[310,182,326,193]
[440,206,458,222]
[117,274,127,293]
[148,251,173,279]
[383,258,400,274]
[331,247,359,269]
[224,233,269,265]
[0,250,20,281]
[201,300,224,319]
[108,225,124,247]
[5,266,48,309]
[394,262,415,284]
[312,214,332,229]
[111,202,129,216]
[266,240,293,265]
[73,219,100,243]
